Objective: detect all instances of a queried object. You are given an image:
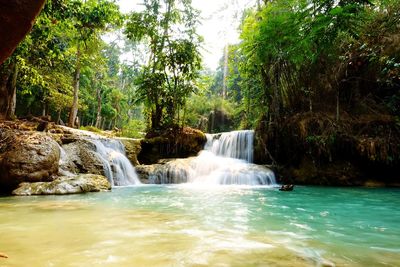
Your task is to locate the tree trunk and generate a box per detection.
[42,103,46,117]
[0,62,15,119]
[151,103,163,130]
[95,85,102,128]
[336,89,340,121]
[222,45,229,99]
[7,62,18,118]
[68,44,81,128]
[56,109,61,124]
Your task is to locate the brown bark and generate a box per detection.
[68,45,81,127]
[8,63,18,118]
[151,104,163,130]
[0,0,46,64]
[0,62,15,119]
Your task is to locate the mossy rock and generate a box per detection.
[138,127,206,164]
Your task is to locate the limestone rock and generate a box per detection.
[12,174,111,196]
[0,130,60,189]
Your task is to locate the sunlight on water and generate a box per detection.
[0,186,399,267]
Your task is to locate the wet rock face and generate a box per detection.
[0,130,60,190]
[12,174,111,196]
[0,0,46,64]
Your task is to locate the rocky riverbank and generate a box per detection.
[0,120,114,194]
[255,112,400,187]
[0,119,208,194]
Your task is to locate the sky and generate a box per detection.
[117,0,256,70]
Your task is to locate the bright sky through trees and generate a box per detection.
[117,0,255,69]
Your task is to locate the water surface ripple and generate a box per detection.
[0,186,399,266]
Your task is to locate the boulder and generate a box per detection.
[0,130,60,190]
[12,174,111,196]
[0,0,46,64]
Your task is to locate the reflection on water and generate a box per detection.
[0,186,399,267]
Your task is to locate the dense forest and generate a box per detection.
[0,0,399,183]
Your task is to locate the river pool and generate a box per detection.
[0,185,399,266]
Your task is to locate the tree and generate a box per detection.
[66,0,121,127]
[125,0,202,130]
[237,0,376,124]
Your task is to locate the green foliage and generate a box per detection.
[233,0,400,126]
[79,125,103,133]
[120,119,146,138]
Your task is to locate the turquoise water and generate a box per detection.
[0,186,399,266]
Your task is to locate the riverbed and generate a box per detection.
[0,186,399,266]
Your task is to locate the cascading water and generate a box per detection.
[151,130,276,186]
[207,130,254,162]
[91,139,141,186]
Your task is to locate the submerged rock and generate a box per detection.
[0,130,60,190]
[12,174,111,196]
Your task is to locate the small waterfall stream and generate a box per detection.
[92,139,141,186]
[151,130,276,186]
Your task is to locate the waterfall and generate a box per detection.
[91,139,141,186]
[152,130,276,186]
[207,130,254,162]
